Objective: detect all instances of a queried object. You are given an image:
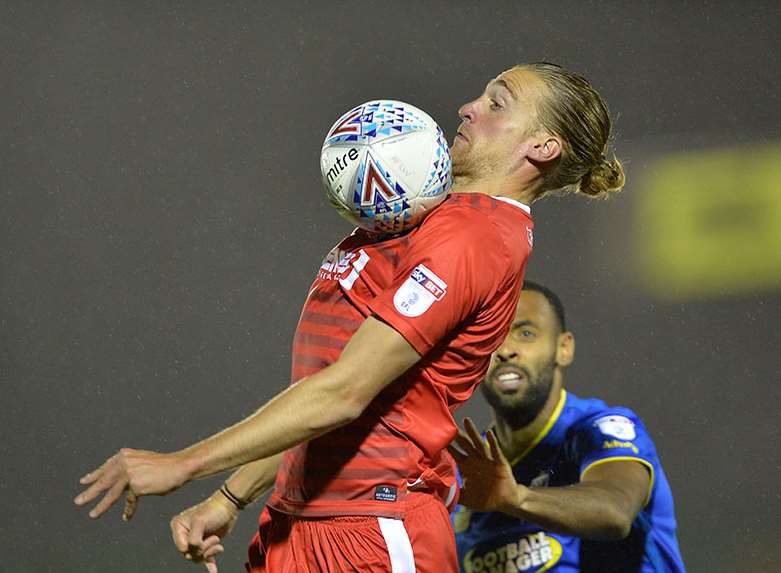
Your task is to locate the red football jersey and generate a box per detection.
[268,193,534,518]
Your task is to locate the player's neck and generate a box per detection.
[452,174,539,206]
[494,379,564,462]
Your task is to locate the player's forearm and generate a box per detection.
[173,317,419,484]
[223,453,284,503]
[503,483,635,541]
[178,364,366,481]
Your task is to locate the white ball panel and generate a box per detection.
[320,100,451,234]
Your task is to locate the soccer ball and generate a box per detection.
[320,100,452,234]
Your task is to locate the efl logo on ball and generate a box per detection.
[320,100,452,234]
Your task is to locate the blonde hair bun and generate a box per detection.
[578,156,626,199]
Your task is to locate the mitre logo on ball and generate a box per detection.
[320,100,452,234]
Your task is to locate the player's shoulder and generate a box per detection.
[332,227,379,251]
[420,193,532,252]
[563,392,645,434]
[413,193,498,243]
[562,392,661,467]
[433,192,531,221]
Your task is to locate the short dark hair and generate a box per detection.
[522,280,567,332]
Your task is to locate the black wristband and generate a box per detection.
[220,484,248,510]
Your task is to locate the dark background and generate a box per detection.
[2,2,780,572]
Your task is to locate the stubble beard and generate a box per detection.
[451,142,502,184]
[450,145,472,179]
[480,358,557,431]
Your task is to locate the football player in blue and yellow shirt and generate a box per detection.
[451,281,685,572]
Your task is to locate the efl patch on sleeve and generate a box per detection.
[393,264,447,317]
[594,415,637,440]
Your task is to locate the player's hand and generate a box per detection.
[170,493,240,573]
[448,417,527,513]
[74,448,191,520]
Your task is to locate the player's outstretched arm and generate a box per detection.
[450,418,650,541]
[170,453,283,572]
[75,316,419,519]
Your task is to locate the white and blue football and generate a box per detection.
[320,100,452,234]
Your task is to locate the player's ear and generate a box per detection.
[528,135,562,164]
[556,331,575,367]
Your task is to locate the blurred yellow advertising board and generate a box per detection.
[636,144,781,299]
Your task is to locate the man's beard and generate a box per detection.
[451,144,500,180]
[451,148,472,179]
[480,358,556,430]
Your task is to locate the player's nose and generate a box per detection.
[458,100,476,123]
[495,347,519,362]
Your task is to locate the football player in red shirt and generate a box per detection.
[74,63,625,572]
